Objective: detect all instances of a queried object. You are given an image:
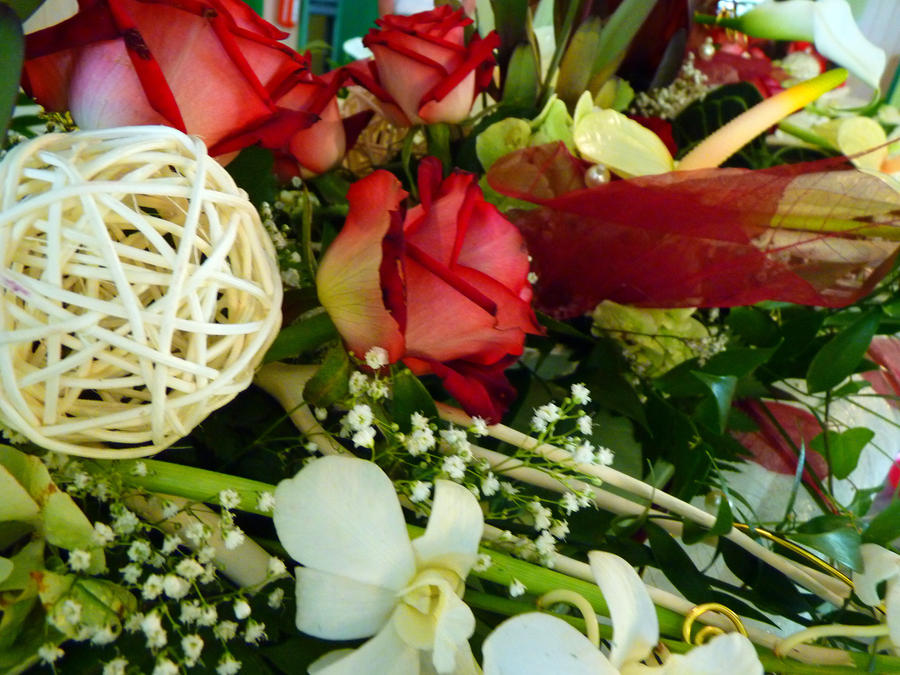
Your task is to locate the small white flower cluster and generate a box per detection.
[259,190,317,289]
[347,347,393,401]
[631,52,710,120]
[340,403,377,449]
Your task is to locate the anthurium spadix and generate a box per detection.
[272,455,484,674]
[482,551,763,674]
[705,0,885,92]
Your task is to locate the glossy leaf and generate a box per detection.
[0,4,23,147]
[265,313,339,363]
[864,499,900,545]
[683,495,733,545]
[692,372,738,434]
[488,143,900,318]
[392,370,439,433]
[303,344,352,408]
[810,427,875,480]
[502,43,539,108]
[793,515,862,571]
[806,310,882,393]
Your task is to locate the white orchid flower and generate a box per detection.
[854,543,900,645]
[482,551,763,675]
[731,0,885,91]
[273,455,484,674]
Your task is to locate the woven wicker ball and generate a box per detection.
[0,126,282,458]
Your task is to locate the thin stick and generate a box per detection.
[439,403,848,607]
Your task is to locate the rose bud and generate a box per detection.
[361,5,500,126]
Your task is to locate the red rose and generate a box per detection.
[358,5,499,126]
[22,0,345,172]
[317,158,540,422]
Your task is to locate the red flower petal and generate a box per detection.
[316,171,407,362]
[488,143,900,317]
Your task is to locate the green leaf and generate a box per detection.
[682,496,733,545]
[793,515,862,571]
[0,5,22,147]
[0,557,12,584]
[726,307,780,346]
[863,499,900,545]
[302,344,351,408]
[701,346,777,378]
[590,0,656,81]
[810,427,875,480]
[691,372,738,434]
[425,124,452,173]
[0,465,39,523]
[806,310,881,393]
[264,312,338,363]
[225,146,276,207]
[6,0,45,20]
[502,43,539,108]
[391,370,438,433]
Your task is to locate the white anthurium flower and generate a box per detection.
[482,551,763,675]
[273,455,484,674]
[732,0,885,91]
[854,543,900,645]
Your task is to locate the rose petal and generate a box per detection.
[309,622,419,675]
[588,551,659,669]
[316,170,407,362]
[412,479,483,576]
[482,613,617,675]
[273,456,415,591]
[658,633,763,675]
[295,566,399,640]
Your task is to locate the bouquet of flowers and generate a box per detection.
[2,0,900,672]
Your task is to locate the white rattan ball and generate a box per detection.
[0,126,283,458]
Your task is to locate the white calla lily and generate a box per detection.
[482,551,763,674]
[731,0,885,91]
[854,543,900,645]
[273,455,484,674]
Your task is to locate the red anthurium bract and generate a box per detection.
[317,158,540,422]
[22,0,346,173]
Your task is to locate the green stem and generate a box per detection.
[775,122,835,151]
[93,458,900,671]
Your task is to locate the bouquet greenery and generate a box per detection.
[2,0,900,673]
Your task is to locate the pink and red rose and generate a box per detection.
[316,157,540,422]
[23,0,346,174]
[354,5,499,126]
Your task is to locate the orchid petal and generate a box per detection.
[812,0,885,92]
[294,566,399,640]
[574,108,674,178]
[411,479,483,576]
[482,613,617,675]
[588,551,659,669]
[887,581,900,647]
[855,543,900,606]
[310,622,419,675]
[659,633,763,674]
[273,456,415,591]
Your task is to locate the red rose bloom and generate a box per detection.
[22,0,346,172]
[317,158,540,422]
[357,5,499,126]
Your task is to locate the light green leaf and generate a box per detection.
[0,557,12,584]
[810,427,875,480]
[0,465,39,523]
